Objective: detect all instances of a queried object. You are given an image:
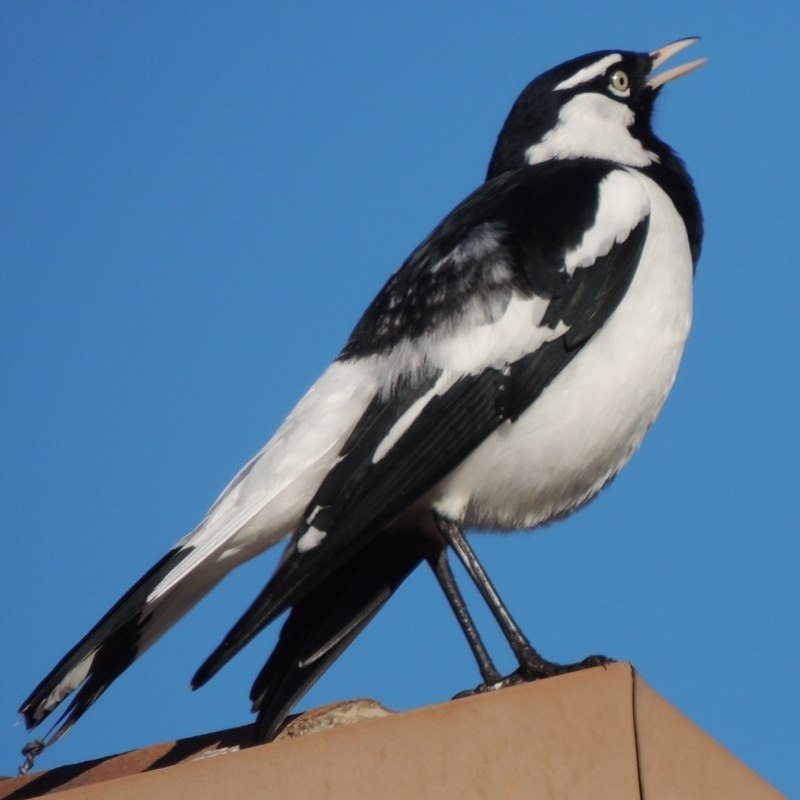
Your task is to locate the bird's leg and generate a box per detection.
[427,546,503,687]
[434,514,545,673]
[434,513,612,683]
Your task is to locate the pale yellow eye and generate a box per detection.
[610,70,629,93]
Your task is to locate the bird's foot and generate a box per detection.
[517,653,615,681]
[452,671,528,699]
[453,653,614,699]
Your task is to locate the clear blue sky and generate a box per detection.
[1,2,797,795]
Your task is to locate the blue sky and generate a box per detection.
[1,2,797,795]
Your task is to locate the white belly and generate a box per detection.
[430,174,694,530]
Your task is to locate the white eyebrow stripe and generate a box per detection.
[554,54,623,91]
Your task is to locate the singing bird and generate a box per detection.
[20,38,705,758]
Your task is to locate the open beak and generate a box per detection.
[647,37,708,89]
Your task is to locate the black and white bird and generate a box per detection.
[19,38,705,758]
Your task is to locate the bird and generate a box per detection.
[19,37,705,762]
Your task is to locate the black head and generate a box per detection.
[487,38,706,179]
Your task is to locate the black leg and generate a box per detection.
[434,512,612,681]
[427,547,503,686]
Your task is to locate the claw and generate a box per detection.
[454,654,614,700]
[519,654,614,680]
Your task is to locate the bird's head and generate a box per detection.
[487,37,706,178]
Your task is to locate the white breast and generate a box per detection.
[430,172,694,530]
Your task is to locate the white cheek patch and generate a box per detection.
[525,93,659,168]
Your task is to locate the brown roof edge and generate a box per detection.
[1,663,786,800]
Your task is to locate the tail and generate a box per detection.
[247,530,437,742]
[19,539,238,746]
[250,531,432,742]
[18,360,379,751]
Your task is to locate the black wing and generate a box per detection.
[192,159,650,690]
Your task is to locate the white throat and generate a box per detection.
[525,93,659,168]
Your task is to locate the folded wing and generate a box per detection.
[193,162,651,706]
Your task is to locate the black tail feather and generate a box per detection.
[251,530,437,742]
[19,545,192,736]
[40,611,147,746]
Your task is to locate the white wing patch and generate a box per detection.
[369,293,567,465]
[372,373,452,463]
[565,169,651,274]
[297,526,327,552]
[362,290,562,403]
